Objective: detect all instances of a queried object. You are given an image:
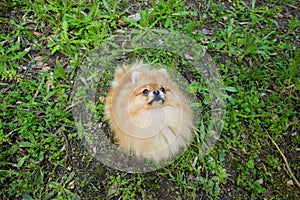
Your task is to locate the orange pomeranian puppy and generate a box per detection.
[105,62,194,162]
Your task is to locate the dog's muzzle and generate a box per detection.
[149,90,165,104]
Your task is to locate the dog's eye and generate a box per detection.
[142,89,149,95]
[160,87,165,93]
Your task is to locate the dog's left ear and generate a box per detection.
[131,71,142,84]
[158,68,169,78]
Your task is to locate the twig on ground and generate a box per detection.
[57,125,70,165]
[7,105,43,114]
[34,76,45,97]
[264,128,300,190]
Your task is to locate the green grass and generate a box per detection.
[1,0,299,199]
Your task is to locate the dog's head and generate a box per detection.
[129,68,171,109]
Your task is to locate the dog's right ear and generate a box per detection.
[131,71,142,84]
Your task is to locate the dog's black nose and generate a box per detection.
[153,90,159,95]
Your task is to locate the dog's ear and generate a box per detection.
[158,68,167,74]
[158,68,169,78]
[131,71,142,84]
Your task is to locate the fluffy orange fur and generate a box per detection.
[105,62,193,162]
